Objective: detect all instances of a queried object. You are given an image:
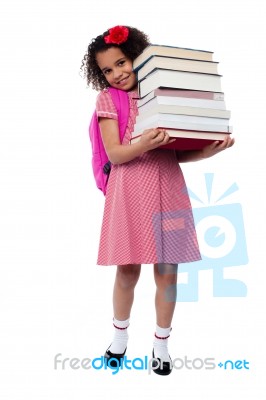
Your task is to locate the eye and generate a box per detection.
[118,60,125,66]
[103,69,111,75]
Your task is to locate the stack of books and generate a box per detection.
[130,44,232,150]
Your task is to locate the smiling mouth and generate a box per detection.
[117,76,129,85]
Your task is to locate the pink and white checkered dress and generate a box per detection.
[96,89,201,266]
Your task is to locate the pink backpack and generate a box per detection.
[89,88,129,195]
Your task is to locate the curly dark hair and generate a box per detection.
[80,26,150,91]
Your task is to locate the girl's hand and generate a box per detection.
[139,128,176,152]
[201,135,235,159]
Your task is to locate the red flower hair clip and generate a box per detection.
[104,25,129,45]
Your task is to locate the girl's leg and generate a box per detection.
[153,263,178,363]
[154,263,178,327]
[113,264,141,320]
[107,264,141,355]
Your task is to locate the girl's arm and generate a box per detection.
[99,118,175,164]
[176,135,235,163]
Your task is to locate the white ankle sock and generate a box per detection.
[108,317,129,354]
[153,324,172,362]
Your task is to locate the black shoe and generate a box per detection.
[152,349,173,375]
[104,345,127,368]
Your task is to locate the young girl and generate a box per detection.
[80,25,234,375]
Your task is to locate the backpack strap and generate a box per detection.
[89,88,130,196]
[108,87,129,144]
[102,88,130,175]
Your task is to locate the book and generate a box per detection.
[138,95,227,112]
[138,69,222,98]
[131,128,229,142]
[132,45,232,150]
[133,44,213,71]
[136,55,219,81]
[132,113,232,134]
[131,129,230,151]
[137,88,225,108]
[136,99,230,120]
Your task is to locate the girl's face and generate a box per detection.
[96,47,137,91]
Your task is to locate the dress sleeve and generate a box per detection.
[96,89,118,120]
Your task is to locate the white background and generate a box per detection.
[0,0,265,398]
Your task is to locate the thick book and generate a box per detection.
[131,129,230,151]
[136,55,219,81]
[133,44,213,71]
[138,95,227,112]
[138,69,222,98]
[137,88,225,107]
[137,99,230,120]
[132,113,231,134]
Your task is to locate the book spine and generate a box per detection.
[139,70,222,98]
[136,107,230,120]
[132,119,232,134]
[133,46,214,70]
[137,58,219,81]
[137,90,225,107]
